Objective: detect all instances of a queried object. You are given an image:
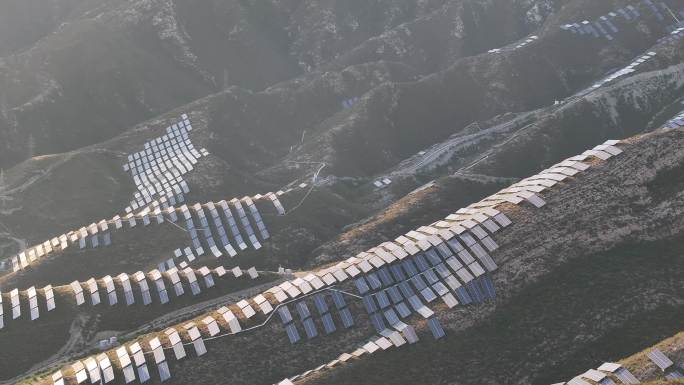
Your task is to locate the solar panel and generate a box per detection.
[285,323,301,344]
[237,300,257,319]
[480,275,497,299]
[647,349,674,371]
[581,369,608,383]
[313,294,329,315]
[231,199,261,249]
[366,272,383,290]
[71,361,88,384]
[375,336,393,350]
[352,342,375,357]
[133,272,152,305]
[666,371,684,379]
[398,281,415,298]
[182,268,201,296]
[247,267,259,279]
[338,308,355,328]
[321,313,336,334]
[420,286,438,303]
[394,302,412,318]
[568,377,591,385]
[164,328,187,360]
[218,200,247,250]
[407,295,434,318]
[427,317,446,339]
[614,367,640,384]
[375,291,391,309]
[242,197,270,240]
[331,291,347,309]
[302,318,318,339]
[184,323,207,356]
[466,281,485,303]
[51,371,65,385]
[116,346,136,384]
[278,306,294,324]
[129,342,150,383]
[217,307,242,333]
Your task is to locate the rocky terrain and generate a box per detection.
[0,0,683,384]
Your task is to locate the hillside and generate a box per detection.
[0,0,684,384]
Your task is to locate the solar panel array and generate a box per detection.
[585,52,657,93]
[657,26,684,44]
[647,348,684,379]
[65,265,258,308]
[122,114,208,213]
[664,108,684,129]
[488,35,538,54]
[48,301,257,383]
[279,330,417,385]
[553,359,662,384]
[0,265,259,331]
[0,285,56,327]
[268,139,626,380]
[560,1,683,40]
[44,139,627,384]
[5,192,287,273]
[278,290,359,344]
[373,178,392,189]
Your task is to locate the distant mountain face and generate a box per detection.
[0,0,563,169]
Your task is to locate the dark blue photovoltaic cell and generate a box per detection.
[480,276,497,299]
[414,254,431,271]
[466,281,484,304]
[435,263,451,279]
[401,260,419,277]
[321,313,336,334]
[432,282,449,297]
[383,308,402,326]
[407,295,424,311]
[303,318,318,339]
[369,312,385,332]
[375,291,391,309]
[278,306,293,324]
[447,239,465,253]
[428,317,446,339]
[313,294,329,315]
[377,267,395,286]
[339,308,355,328]
[390,265,407,281]
[420,287,438,303]
[455,286,473,305]
[615,367,640,384]
[423,270,439,285]
[296,302,311,320]
[366,273,383,290]
[331,291,347,309]
[363,296,378,313]
[667,371,684,379]
[435,244,453,259]
[395,302,412,318]
[387,287,403,304]
[285,323,301,344]
[410,275,428,291]
[442,275,461,292]
[355,277,370,295]
[399,281,415,298]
